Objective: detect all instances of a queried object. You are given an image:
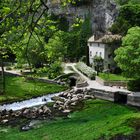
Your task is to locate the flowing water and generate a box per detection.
[0,92,63,111]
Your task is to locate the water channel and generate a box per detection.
[0,92,63,111]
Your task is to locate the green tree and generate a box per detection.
[116,0,140,5]
[47,61,63,79]
[93,56,104,74]
[114,26,140,78]
[62,16,92,61]
[0,46,6,94]
[62,31,80,61]
[79,16,92,59]
[45,31,67,63]
[110,4,140,35]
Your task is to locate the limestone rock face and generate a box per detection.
[47,0,119,38]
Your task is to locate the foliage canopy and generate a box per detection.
[110,4,140,35]
[115,26,140,79]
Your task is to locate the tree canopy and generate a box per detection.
[114,26,140,78]
[110,3,140,35]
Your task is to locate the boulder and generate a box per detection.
[75,89,83,94]
[8,109,13,115]
[30,112,37,119]
[70,102,77,106]
[59,92,64,97]
[64,99,72,106]
[51,96,65,102]
[1,119,8,124]
[70,89,75,93]
[21,125,31,131]
[1,116,6,120]
[32,107,38,112]
[77,94,84,98]
[71,97,79,102]
[72,95,77,98]
[14,111,22,117]
[60,92,68,98]
[42,98,47,102]
[22,109,30,116]
[58,106,64,111]
[53,103,59,108]
[5,115,9,118]
[67,93,72,98]
[42,106,51,114]
[62,110,71,113]
[55,101,64,105]
[84,95,95,100]
[38,109,43,115]
[1,109,7,116]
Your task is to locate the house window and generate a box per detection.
[108,64,111,69]
[98,43,100,47]
[89,43,92,46]
[100,52,102,56]
[90,51,92,57]
[108,54,111,58]
[96,52,98,55]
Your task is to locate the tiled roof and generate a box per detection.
[88,35,95,42]
[88,34,122,43]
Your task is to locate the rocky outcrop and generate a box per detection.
[91,0,119,38]
[52,88,95,113]
[0,88,95,124]
[47,0,119,38]
[0,105,52,124]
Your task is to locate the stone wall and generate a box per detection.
[89,88,115,101]
[90,88,140,107]
[127,93,140,107]
[4,71,59,84]
[96,76,127,88]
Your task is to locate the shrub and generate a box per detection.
[37,67,49,73]
[70,0,92,6]
[93,56,104,73]
[47,62,63,79]
[80,56,86,63]
[75,62,96,79]
[14,63,23,69]
[6,66,12,70]
[127,79,140,91]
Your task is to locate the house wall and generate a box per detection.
[104,46,112,69]
[88,42,117,70]
[88,42,105,66]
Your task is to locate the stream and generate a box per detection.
[0,92,63,111]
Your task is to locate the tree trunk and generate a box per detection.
[86,45,89,66]
[0,58,5,94]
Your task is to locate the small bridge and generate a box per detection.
[65,63,140,107]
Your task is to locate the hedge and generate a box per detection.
[127,78,140,91]
[75,62,96,80]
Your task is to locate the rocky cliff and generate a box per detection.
[47,0,119,39]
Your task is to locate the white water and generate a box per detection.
[0,92,62,111]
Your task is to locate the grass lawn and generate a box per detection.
[99,73,130,81]
[0,76,67,103]
[0,100,140,140]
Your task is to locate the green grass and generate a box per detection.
[21,72,49,78]
[0,100,140,140]
[0,76,67,103]
[99,73,130,81]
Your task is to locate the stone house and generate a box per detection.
[88,34,121,70]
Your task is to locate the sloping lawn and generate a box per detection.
[0,100,140,140]
[0,76,67,103]
[99,73,130,81]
